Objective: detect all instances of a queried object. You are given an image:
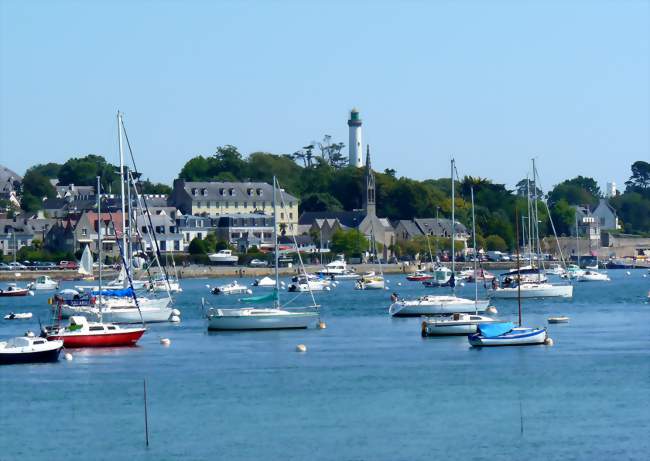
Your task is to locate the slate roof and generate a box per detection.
[413,218,468,236]
[175,180,298,204]
[299,211,366,228]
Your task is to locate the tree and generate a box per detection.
[548,176,600,208]
[188,237,207,254]
[317,135,347,168]
[21,169,56,212]
[138,179,172,195]
[29,162,62,179]
[299,193,343,213]
[515,178,543,197]
[485,235,507,251]
[57,155,119,190]
[625,161,650,191]
[178,155,215,181]
[330,229,368,257]
[549,199,576,236]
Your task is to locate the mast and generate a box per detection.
[532,159,542,278]
[117,111,127,275]
[575,212,580,267]
[272,176,279,308]
[127,165,133,273]
[97,175,103,322]
[450,158,455,287]
[527,176,533,264]
[515,208,522,327]
[471,186,478,312]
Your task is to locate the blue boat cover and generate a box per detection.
[478,322,515,338]
[240,290,277,303]
[91,287,135,297]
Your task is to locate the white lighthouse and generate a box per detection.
[348,108,363,167]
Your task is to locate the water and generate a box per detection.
[1,271,648,460]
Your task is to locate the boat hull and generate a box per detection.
[490,284,573,299]
[0,289,29,297]
[390,298,489,317]
[468,327,547,347]
[0,346,62,365]
[47,329,145,348]
[207,311,318,330]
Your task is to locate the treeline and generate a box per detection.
[12,143,650,249]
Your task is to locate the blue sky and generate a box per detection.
[1,0,648,192]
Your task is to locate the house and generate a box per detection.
[413,218,469,241]
[0,165,22,201]
[176,215,215,249]
[136,210,183,253]
[71,210,125,258]
[592,199,621,230]
[393,220,423,243]
[214,213,274,249]
[0,219,34,257]
[54,183,95,201]
[169,179,299,234]
[574,205,601,245]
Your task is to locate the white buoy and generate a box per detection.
[246,289,253,294]
[296,344,307,352]
[486,306,498,314]
[160,338,171,346]
[64,352,73,361]
[544,337,554,346]
[384,287,389,291]
[205,284,211,289]
[397,282,402,286]
[317,321,327,329]
[28,290,35,296]
[171,309,181,316]
[170,315,181,323]
[325,286,331,291]
[626,271,631,275]
[460,282,465,287]
[643,274,647,278]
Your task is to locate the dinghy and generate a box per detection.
[4,312,33,320]
[421,313,498,336]
[252,276,276,288]
[211,281,250,295]
[468,322,547,347]
[0,283,30,297]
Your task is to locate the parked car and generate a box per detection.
[8,262,28,271]
[59,260,79,270]
[249,259,269,267]
[32,261,57,271]
[0,262,11,271]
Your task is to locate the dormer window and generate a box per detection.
[191,188,197,196]
[219,188,225,196]
[229,188,234,196]
[202,188,208,196]
[247,188,253,196]
[256,188,262,196]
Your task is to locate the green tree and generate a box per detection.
[548,176,600,208]
[57,154,119,190]
[485,235,508,251]
[299,193,343,213]
[138,180,172,194]
[549,199,576,236]
[188,237,207,254]
[21,169,57,212]
[625,160,650,191]
[330,229,369,258]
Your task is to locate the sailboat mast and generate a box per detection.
[515,208,522,327]
[532,159,542,276]
[272,176,279,308]
[97,175,103,322]
[451,158,455,281]
[117,112,127,271]
[471,186,478,312]
[575,212,580,267]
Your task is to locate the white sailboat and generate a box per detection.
[206,177,319,330]
[390,158,489,317]
[78,245,94,280]
[355,223,385,290]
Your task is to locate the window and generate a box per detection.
[160,241,167,251]
[141,226,148,233]
[107,326,116,330]
[253,202,257,208]
[219,188,225,195]
[229,188,234,196]
[197,201,202,207]
[256,188,262,196]
[244,202,248,208]
[247,188,253,196]
[281,212,284,219]
[202,188,208,196]
[89,326,104,331]
[191,188,197,196]
[174,240,180,251]
[235,202,239,209]
[81,228,88,236]
[289,212,293,219]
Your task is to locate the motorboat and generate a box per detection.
[576,270,610,282]
[548,316,570,324]
[211,281,250,295]
[4,312,33,320]
[460,268,496,283]
[422,266,453,287]
[315,255,359,280]
[0,334,63,365]
[491,282,573,299]
[406,270,433,282]
[289,275,330,292]
[43,316,145,348]
[147,276,182,293]
[562,264,585,279]
[27,275,59,291]
[468,322,547,347]
[0,283,31,297]
[252,276,276,288]
[546,264,566,276]
[207,249,239,265]
[421,313,499,336]
[354,272,385,290]
[389,294,489,317]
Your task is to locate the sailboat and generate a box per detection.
[389,158,489,316]
[78,245,94,281]
[355,225,385,290]
[490,159,573,299]
[469,210,548,347]
[43,176,147,346]
[422,187,498,335]
[206,177,319,330]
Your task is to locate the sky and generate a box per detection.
[1,0,648,193]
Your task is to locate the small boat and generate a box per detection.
[575,270,610,282]
[461,268,496,283]
[546,264,567,276]
[354,272,385,290]
[421,313,498,336]
[0,283,30,297]
[422,266,453,287]
[28,275,59,291]
[207,249,239,265]
[315,255,359,280]
[390,295,489,316]
[288,275,330,292]
[4,312,33,320]
[211,281,250,295]
[468,322,548,347]
[43,316,145,348]
[548,316,570,324]
[406,270,433,282]
[0,334,63,365]
[252,276,276,288]
[207,306,318,330]
[147,276,183,293]
[490,282,573,299]
[562,264,585,279]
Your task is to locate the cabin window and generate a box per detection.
[34,340,45,345]
[89,326,104,331]
[107,326,116,330]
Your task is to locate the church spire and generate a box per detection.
[363,144,376,217]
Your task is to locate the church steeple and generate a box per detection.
[363,144,376,217]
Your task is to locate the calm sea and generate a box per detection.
[1,270,648,461]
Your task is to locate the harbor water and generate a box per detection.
[1,271,648,460]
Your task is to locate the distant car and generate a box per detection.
[59,260,79,270]
[249,259,269,267]
[0,262,10,271]
[8,262,27,271]
[32,261,57,271]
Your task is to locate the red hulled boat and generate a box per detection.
[406,271,433,282]
[43,316,145,348]
[0,284,30,297]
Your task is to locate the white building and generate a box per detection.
[605,182,617,198]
